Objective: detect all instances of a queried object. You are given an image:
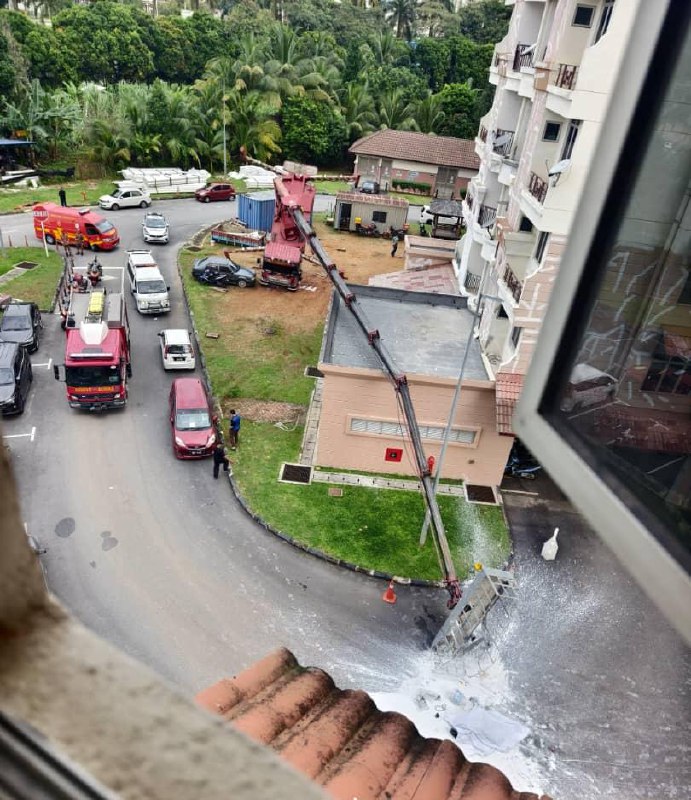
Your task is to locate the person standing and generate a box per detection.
[228,409,241,449]
[212,443,231,479]
[391,233,399,257]
[58,187,67,207]
[75,232,85,256]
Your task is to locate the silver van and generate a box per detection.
[128,265,170,315]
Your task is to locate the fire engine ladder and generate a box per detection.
[284,189,461,608]
[431,567,516,656]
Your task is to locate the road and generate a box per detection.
[1,196,689,800]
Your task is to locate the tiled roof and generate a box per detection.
[495,373,524,435]
[350,130,481,170]
[196,648,549,800]
[369,265,460,295]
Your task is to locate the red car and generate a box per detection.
[169,377,217,459]
[195,183,236,203]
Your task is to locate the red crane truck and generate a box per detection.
[54,288,132,411]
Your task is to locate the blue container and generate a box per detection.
[238,191,275,232]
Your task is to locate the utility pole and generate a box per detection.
[222,77,227,178]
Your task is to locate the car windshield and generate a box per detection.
[1,314,29,331]
[0,367,14,385]
[166,344,190,355]
[96,220,115,234]
[138,280,167,294]
[175,409,211,430]
[146,217,166,228]
[111,190,124,199]
[66,365,120,387]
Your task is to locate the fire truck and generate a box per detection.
[54,287,131,411]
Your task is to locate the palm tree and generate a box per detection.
[384,0,416,40]
[83,118,132,174]
[341,82,377,142]
[225,89,281,162]
[413,93,445,134]
[369,29,404,66]
[377,88,417,130]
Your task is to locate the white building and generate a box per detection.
[457,0,633,378]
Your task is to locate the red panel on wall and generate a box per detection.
[385,447,403,462]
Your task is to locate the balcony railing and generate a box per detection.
[528,171,548,204]
[464,271,481,294]
[554,63,578,90]
[502,264,523,304]
[513,44,534,71]
[478,204,497,229]
[492,129,514,157]
[479,125,488,143]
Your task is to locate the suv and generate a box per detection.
[195,183,236,203]
[142,211,169,244]
[0,342,32,415]
[192,256,256,288]
[359,180,381,195]
[169,377,216,458]
[99,187,152,210]
[0,302,42,353]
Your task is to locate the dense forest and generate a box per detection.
[0,0,510,174]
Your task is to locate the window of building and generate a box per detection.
[497,305,509,319]
[510,326,522,349]
[535,231,550,263]
[561,119,582,160]
[543,121,562,142]
[350,417,477,445]
[372,211,387,223]
[595,0,616,43]
[573,5,595,27]
[519,216,534,232]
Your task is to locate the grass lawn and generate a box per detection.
[0,179,117,214]
[232,421,510,581]
[0,246,63,310]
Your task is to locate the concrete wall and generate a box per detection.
[316,366,513,486]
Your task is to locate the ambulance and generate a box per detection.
[33,202,120,251]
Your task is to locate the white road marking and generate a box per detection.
[32,359,53,369]
[31,426,36,442]
[3,431,33,440]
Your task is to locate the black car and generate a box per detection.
[0,302,42,353]
[359,179,381,195]
[192,256,256,288]
[0,341,32,415]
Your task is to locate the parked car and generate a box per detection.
[99,187,152,210]
[419,205,435,225]
[0,302,42,353]
[158,329,195,371]
[169,377,216,459]
[0,341,32,416]
[142,211,169,244]
[195,183,236,203]
[192,256,256,288]
[359,180,381,195]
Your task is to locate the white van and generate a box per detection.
[129,266,170,315]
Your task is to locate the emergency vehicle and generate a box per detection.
[33,203,120,251]
[54,288,131,411]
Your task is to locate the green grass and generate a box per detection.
[0,246,63,310]
[311,180,427,206]
[232,421,510,580]
[180,247,322,405]
[0,179,117,214]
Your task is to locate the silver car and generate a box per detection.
[142,211,169,244]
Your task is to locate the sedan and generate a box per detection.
[0,302,42,353]
[142,211,169,244]
[195,183,236,203]
[192,256,256,288]
[99,188,152,210]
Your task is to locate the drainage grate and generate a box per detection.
[465,484,497,504]
[14,261,38,270]
[279,463,313,484]
[304,366,324,378]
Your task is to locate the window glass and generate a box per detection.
[372,211,387,223]
[595,0,616,43]
[543,122,561,141]
[573,5,595,27]
[535,231,550,263]
[519,216,533,232]
[561,120,582,160]
[350,417,476,444]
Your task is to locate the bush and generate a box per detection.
[392,179,432,194]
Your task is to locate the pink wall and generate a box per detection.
[316,366,514,486]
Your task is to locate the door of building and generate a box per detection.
[338,203,352,230]
[436,167,457,199]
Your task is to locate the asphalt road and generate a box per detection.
[1,195,689,800]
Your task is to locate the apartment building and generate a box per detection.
[457,0,631,377]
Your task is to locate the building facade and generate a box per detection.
[457,0,637,377]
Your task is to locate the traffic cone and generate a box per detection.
[382,580,397,604]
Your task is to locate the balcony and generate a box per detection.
[528,171,548,204]
[502,264,523,304]
[554,63,578,90]
[478,204,497,229]
[492,129,514,158]
[513,44,534,72]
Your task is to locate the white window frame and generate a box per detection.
[347,415,480,448]
[514,0,691,646]
[542,121,562,142]
[572,4,596,28]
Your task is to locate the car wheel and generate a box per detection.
[204,196,211,203]
[45,234,55,245]
[140,200,149,208]
[111,203,119,211]
[237,279,248,288]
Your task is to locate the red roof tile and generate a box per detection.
[196,648,550,800]
[350,130,481,170]
[495,373,524,435]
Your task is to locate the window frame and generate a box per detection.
[514,0,691,645]
[542,121,562,142]
[561,119,582,161]
[572,4,596,28]
[348,415,480,448]
[371,211,387,223]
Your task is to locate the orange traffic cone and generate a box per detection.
[382,580,397,605]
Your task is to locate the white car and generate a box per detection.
[99,188,152,211]
[142,211,169,244]
[419,205,435,225]
[158,329,196,370]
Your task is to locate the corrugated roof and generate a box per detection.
[264,241,301,264]
[350,131,480,170]
[196,648,550,800]
[335,191,409,208]
[495,373,524,435]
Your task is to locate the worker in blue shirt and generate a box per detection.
[229,409,241,449]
